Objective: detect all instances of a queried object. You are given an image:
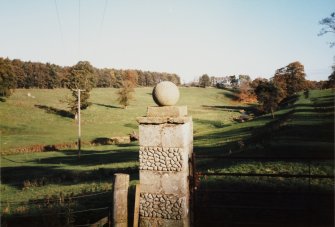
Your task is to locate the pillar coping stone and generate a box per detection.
[136,116,191,124]
[146,106,187,118]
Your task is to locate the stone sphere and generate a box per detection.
[152,81,180,106]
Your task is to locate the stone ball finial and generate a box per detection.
[152,81,180,106]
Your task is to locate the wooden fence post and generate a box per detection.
[133,184,140,227]
[113,174,129,227]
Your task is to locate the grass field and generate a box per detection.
[0,87,334,226]
[0,87,242,152]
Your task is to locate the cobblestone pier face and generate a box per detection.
[137,106,193,227]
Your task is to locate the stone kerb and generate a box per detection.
[137,103,192,227]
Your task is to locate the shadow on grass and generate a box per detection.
[193,118,228,128]
[194,106,333,158]
[195,126,251,142]
[2,190,114,227]
[38,149,138,166]
[34,105,74,118]
[222,92,239,100]
[220,87,239,93]
[1,165,139,189]
[124,123,137,129]
[1,149,139,189]
[93,103,121,109]
[194,177,334,226]
[1,156,31,163]
[202,105,261,115]
[2,172,140,226]
[202,105,242,112]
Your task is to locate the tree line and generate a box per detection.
[199,61,334,117]
[0,57,181,97]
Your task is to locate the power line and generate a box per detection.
[98,0,108,42]
[54,0,66,54]
[78,0,81,60]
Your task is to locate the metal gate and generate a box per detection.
[190,154,334,227]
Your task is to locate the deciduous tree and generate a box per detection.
[326,63,335,88]
[318,12,335,47]
[117,71,136,108]
[238,81,257,103]
[65,61,96,114]
[0,57,16,99]
[273,61,306,97]
[238,75,251,84]
[199,74,211,88]
[255,81,285,118]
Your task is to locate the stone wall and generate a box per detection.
[140,193,184,220]
[139,146,183,171]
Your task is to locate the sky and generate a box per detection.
[0,0,334,83]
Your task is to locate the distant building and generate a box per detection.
[212,76,231,88]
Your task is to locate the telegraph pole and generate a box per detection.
[76,89,85,159]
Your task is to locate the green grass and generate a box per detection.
[0,87,334,225]
[0,87,242,152]
[194,89,334,156]
[1,144,138,200]
[194,89,334,191]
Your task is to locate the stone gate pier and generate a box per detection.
[137,82,193,227]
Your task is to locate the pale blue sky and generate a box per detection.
[0,0,334,82]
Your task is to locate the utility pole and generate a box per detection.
[76,89,85,159]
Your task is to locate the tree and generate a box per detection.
[318,13,335,88]
[255,81,285,118]
[117,71,136,108]
[167,74,181,85]
[318,12,335,47]
[96,69,113,87]
[125,70,138,86]
[199,74,211,88]
[238,75,251,84]
[251,77,268,90]
[238,80,257,103]
[65,61,96,114]
[273,61,306,97]
[11,59,25,88]
[46,63,61,88]
[326,63,335,88]
[0,57,182,89]
[0,58,16,99]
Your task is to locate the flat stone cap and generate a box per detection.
[146,106,187,117]
[137,116,192,124]
[137,106,189,124]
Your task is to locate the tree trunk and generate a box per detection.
[271,108,275,119]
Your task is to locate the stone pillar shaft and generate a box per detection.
[137,106,193,227]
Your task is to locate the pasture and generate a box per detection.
[0,87,334,226]
[0,87,241,152]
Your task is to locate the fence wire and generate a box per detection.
[2,190,111,205]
